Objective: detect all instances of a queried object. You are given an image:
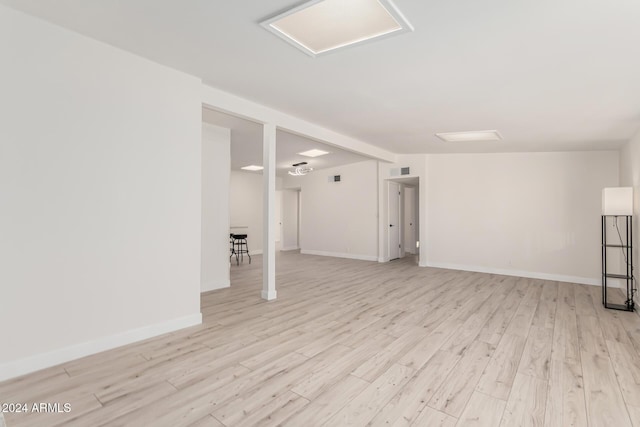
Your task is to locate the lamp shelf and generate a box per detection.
[602,244,631,248]
[604,273,632,280]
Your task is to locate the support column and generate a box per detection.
[262,123,277,300]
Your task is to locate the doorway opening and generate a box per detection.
[386,177,419,263]
[281,189,301,251]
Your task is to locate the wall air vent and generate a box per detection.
[328,175,341,182]
[390,167,410,177]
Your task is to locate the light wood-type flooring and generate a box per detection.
[2,252,640,426]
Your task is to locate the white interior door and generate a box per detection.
[404,186,416,254]
[388,182,401,260]
[281,190,299,250]
[275,190,282,246]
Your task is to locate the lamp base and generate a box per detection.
[604,302,635,312]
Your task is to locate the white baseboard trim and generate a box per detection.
[423,261,608,287]
[280,246,300,251]
[0,312,202,382]
[300,249,377,262]
[201,279,230,293]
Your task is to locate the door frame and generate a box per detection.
[387,181,402,260]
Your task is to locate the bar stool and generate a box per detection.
[232,234,251,265]
[229,233,236,260]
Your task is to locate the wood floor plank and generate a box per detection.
[323,363,414,426]
[212,344,352,426]
[440,286,504,356]
[410,407,457,427]
[581,352,633,427]
[187,415,225,427]
[1,253,640,426]
[543,358,588,427]
[398,315,464,370]
[518,326,554,380]
[283,375,369,427]
[628,405,640,427]
[63,380,176,427]
[0,367,68,399]
[598,310,635,347]
[577,314,610,358]
[113,352,308,426]
[620,313,640,357]
[504,302,538,338]
[456,391,506,427]
[521,280,544,307]
[551,285,580,364]
[574,284,598,317]
[476,333,526,400]
[428,340,495,417]
[476,280,527,346]
[369,350,461,426]
[531,282,558,330]
[232,391,309,427]
[351,326,427,382]
[606,340,640,407]
[499,373,547,427]
[291,333,395,400]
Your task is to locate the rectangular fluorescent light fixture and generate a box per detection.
[240,165,263,171]
[298,149,330,157]
[261,0,413,57]
[435,130,503,143]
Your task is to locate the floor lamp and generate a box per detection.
[601,187,635,311]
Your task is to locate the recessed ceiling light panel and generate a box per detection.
[298,149,330,157]
[435,130,503,143]
[261,0,413,57]
[240,165,264,171]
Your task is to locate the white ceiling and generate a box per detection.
[202,107,370,176]
[5,0,640,153]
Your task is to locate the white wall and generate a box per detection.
[425,151,619,285]
[201,123,231,292]
[619,130,640,306]
[0,5,202,380]
[285,160,379,261]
